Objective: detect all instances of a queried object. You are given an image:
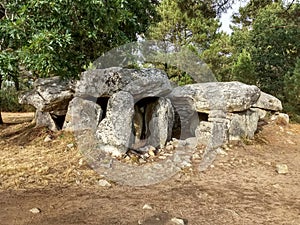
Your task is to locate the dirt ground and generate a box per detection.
[0,112,299,225]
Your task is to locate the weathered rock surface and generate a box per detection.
[276,164,288,174]
[168,81,261,113]
[96,91,134,157]
[169,97,199,139]
[18,68,286,180]
[271,112,289,126]
[228,109,260,141]
[19,76,74,114]
[145,98,174,148]
[75,67,172,100]
[195,121,213,145]
[63,97,103,132]
[35,111,58,131]
[252,91,282,111]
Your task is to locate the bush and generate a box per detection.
[0,84,34,112]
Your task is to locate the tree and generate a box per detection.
[0,0,158,124]
[146,0,224,83]
[250,2,300,97]
[284,58,300,121]
[230,1,300,118]
[148,0,220,48]
[200,32,234,81]
[232,48,256,84]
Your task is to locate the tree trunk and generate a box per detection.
[13,75,20,91]
[0,111,3,124]
[0,75,3,124]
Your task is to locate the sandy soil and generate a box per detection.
[0,112,299,225]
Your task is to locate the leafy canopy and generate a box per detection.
[0,0,157,79]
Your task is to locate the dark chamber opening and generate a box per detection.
[96,96,110,120]
[51,114,66,130]
[133,97,159,141]
[198,112,209,122]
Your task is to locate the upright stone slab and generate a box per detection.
[207,110,230,148]
[35,111,58,131]
[228,109,260,141]
[145,97,174,148]
[63,97,103,132]
[96,91,134,157]
[195,121,213,146]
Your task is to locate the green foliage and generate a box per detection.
[0,0,157,79]
[0,50,19,84]
[250,2,300,97]
[230,1,300,120]
[147,0,224,84]
[232,49,256,84]
[232,0,274,27]
[148,0,220,49]
[201,32,234,81]
[284,59,300,122]
[0,84,33,112]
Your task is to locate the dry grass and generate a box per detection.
[0,113,101,190]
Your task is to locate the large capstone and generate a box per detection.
[18,76,74,130]
[252,91,282,111]
[75,67,172,101]
[19,76,74,114]
[168,81,261,113]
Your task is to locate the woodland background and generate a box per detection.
[0,0,299,123]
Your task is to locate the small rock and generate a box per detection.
[276,164,288,174]
[67,143,74,149]
[172,138,179,148]
[271,113,289,126]
[44,135,52,142]
[78,158,84,166]
[158,156,166,160]
[139,158,146,164]
[171,217,185,225]
[192,153,201,160]
[141,153,149,159]
[272,184,281,189]
[124,155,131,161]
[216,147,228,156]
[265,161,272,166]
[286,139,296,145]
[148,145,156,152]
[148,149,156,157]
[29,208,41,214]
[98,179,112,187]
[142,204,153,210]
[165,145,174,151]
[182,161,192,168]
[185,137,198,148]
